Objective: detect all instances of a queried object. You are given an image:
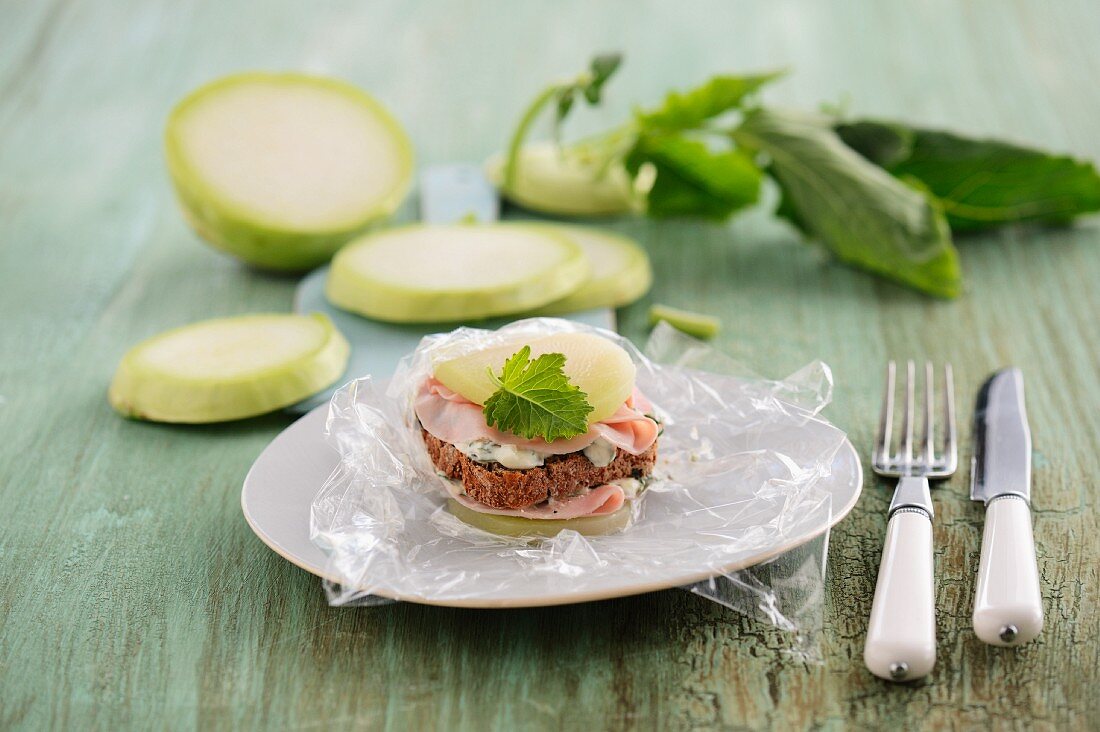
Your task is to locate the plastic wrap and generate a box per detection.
[310,318,848,656]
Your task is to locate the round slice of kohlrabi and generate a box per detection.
[165,72,413,271]
[109,313,349,423]
[432,331,636,424]
[325,223,589,323]
[528,225,652,314]
[485,141,637,217]
[446,499,633,538]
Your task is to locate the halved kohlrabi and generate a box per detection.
[325,223,589,323]
[447,499,632,537]
[485,141,636,217]
[109,313,349,423]
[432,332,636,424]
[165,72,413,271]
[529,225,652,313]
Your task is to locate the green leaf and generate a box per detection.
[772,169,808,233]
[554,90,575,123]
[554,53,623,129]
[585,53,622,103]
[637,71,785,132]
[837,121,1100,231]
[626,134,762,220]
[482,346,594,442]
[735,108,961,298]
[832,120,913,168]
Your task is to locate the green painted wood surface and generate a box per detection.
[2,1,1098,729]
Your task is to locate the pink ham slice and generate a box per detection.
[415,378,658,456]
[444,479,627,520]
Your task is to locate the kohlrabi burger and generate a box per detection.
[415,332,660,537]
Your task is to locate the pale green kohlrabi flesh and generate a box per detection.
[529,225,652,314]
[447,499,633,538]
[325,224,589,323]
[109,313,349,423]
[165,72,413,271]
[485,141,637,216]
[432,331,636,424]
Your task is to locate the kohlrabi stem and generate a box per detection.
[504,85,563,191]
[569,121,638,177]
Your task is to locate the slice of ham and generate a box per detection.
[415,378,658,456]
[443,479,626,520]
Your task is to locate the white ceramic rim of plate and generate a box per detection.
[242,404,863,608]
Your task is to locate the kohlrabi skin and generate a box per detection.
[324,223,589,323]
[647,304,721,340]
[109,313,349,423]
[165,72,413,271]
[527,225,652,313]
[485,142,637,217]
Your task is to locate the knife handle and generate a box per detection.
[973,495,1043,646]
[864,509,936,682]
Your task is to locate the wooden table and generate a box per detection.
[2,1,1097,728]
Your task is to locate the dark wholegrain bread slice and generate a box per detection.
[423,429,657,510]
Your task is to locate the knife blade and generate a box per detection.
[970,368,1043,646]
[971,368,1030,504]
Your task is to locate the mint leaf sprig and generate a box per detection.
[482,346,594,443]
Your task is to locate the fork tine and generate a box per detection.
[874,361,896,467]
[922,361,935,465]
[900,360,915,471]
[942,363,957,473]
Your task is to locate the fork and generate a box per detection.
[864,361,957,682]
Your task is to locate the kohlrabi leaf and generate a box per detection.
[482,346,594,442]
[837,120,1100,231]
[772,167,809,233]
[585,54,623,103]
[625,134,761,220]
[735,108,961,298]
[832,120,914,168]
[637,71,785,132]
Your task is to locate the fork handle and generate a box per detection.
[973,496,1043,646]
[864,509,936,682]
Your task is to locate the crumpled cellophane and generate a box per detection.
[311,318,850,658]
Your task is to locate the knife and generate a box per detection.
[970,368,1044,646]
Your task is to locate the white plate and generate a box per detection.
[242,405,863,608]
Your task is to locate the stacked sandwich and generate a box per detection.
[414,332,660,536]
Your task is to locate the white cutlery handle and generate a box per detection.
[864,510,936,681]
[973,496,1043,646]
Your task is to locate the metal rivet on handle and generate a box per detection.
[999,625,1018,643]
[889,662,908,679]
